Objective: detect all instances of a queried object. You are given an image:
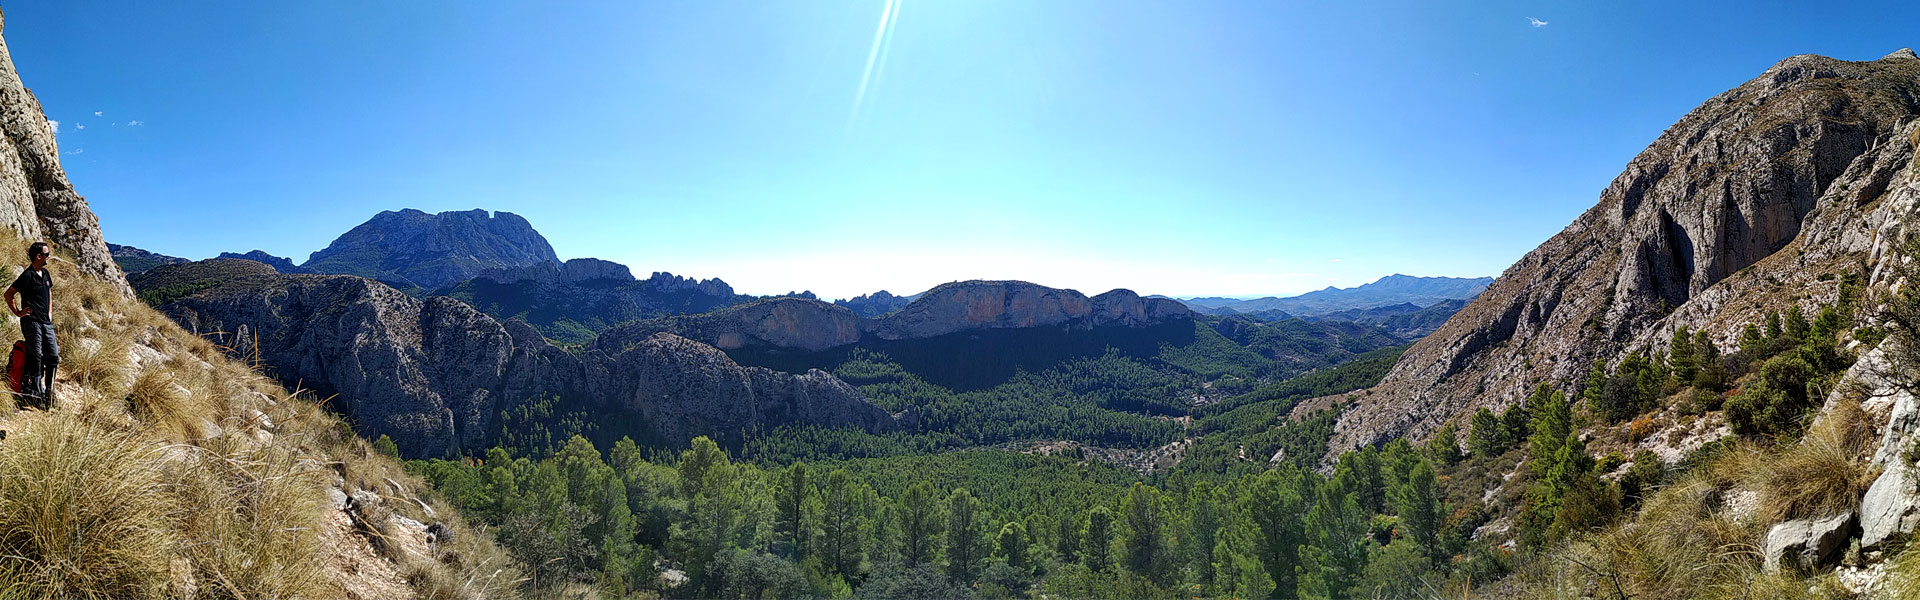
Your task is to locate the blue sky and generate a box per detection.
[6,1,1918,300]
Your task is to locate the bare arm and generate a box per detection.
[4,286,18,317]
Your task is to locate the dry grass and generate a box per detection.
[0,414,174,599]
[1752,398,1874,523]
[0,235,525,598]
[173,435,332,599]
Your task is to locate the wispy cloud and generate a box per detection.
[1527,16,1549,27]
[92,111,101,117]
[47,119,57,133]
[75,124,84,130]
[127,120,143,126]
[63,148,82,155]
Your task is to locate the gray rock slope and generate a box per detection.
[1331,50,1920,456]
[147,263,898,457]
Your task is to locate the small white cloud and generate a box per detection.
[75,124,84,130]
[47,119,57,133]
[127,120,143,126]
[92,111,102,117]
[1527,16,1548,27]
[63,148,82,155]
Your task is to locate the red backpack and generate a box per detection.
[6,340,23,393]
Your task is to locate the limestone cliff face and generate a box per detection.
[475,258,635,285]
[148,267,898,456]
[867,280,1193,341]
[1330,50,1920,456]
[0,13,128,295]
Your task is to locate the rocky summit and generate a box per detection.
[302,208,558,293]
[107,242,187,274]
[1330,50,1920,456]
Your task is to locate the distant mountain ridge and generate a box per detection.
[107,242,186,274]
[217,249,312,274]
[1179,274,1491,316]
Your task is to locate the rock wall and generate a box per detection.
[0,12,129,295]
[156,269,899,457]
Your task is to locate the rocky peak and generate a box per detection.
[645,271,734,296]
[834,289,915,317]
[1884,48,1918,61]
[303,208,558,292]
[595,297,863,353]
[0,15,128,295]
[1329,51,1920,457]
[108,243,187,274]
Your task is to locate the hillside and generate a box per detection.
[0,20,518,598]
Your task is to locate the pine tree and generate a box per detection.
[1242,467,1308,596]
[1425,422,1461,466]
[994,521,1031,571]
[773,462,814,560]
[898,481,945,567]
[1183,482,1224,587]
[1527,387,1573,479]
[1468,407,1505,458]
[1054,510,1081,564]
[1392,459,1445,565]
[1118,482,1170,583]
[1083,505,1116,571]
[945,488,988,583]
[1669,325,1698,382]
[1301,476,1370,600]
[816,469,870,577]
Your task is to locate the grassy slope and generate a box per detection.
[0,236,521,599]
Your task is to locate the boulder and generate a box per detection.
[1764,511,1857,572]
[1861,462,1920,550]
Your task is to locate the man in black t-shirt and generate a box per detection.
[5,242,55,409]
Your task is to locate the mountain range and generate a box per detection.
[1175,274,1491,317]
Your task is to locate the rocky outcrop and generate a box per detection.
[216,250,312,274]
[147,267,896,457]
[0,14,128,295]
[1764,511,1857,573]
[303,208,558,292]
[1331,50,1920,456]
[108,243,187,274]
[475,258,637,285]
[646,271,735,297]
[835,290,915,317]
[867,280,1192,340]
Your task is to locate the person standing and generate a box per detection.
[6,242,55,409]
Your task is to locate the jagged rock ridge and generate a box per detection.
[1329,50,1920,456]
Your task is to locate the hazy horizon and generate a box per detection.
[9,1,1917,298]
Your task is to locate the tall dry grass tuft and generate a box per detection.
[0,414,174,599]
[126,368,198,439]
[173,435,332,599]
[1753,398,1874,523]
